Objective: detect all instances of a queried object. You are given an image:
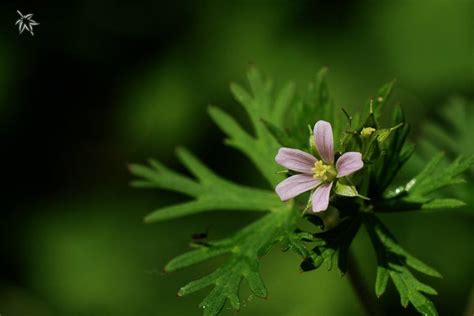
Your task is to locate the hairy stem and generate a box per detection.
[347,249,384,316]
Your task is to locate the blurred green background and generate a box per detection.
[0,1,472,315]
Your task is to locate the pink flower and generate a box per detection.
[275,120,364,212]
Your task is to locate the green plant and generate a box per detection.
[130,68,473,316]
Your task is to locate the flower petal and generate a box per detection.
[336,152,364,178]
[275,174,320,201]
[311,182,333,212]
[314,120,334,164]
[275,147,317,174]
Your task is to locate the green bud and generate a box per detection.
[335,182,359,197]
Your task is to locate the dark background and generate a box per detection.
[0,1,472,315]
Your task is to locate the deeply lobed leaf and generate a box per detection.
[130,147,282,223]
[408,154,474,197]
[299,215,362,274]
[379,152,474,213]
[365,214,440,316]
[209,67,291,187]
[130,68,305,315]
[171,208,296,315]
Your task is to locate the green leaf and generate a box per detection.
[129,159,201,196]
[130,148,283,223]
[408,153,474,197]
[165,242,233,272]
[209,68,291,187]
[375,266,389,297]
[285,67,341,150]
[421,97,474,159]
[131,68,308,315]
[373,197,466,214]
[171,208,297,315]
[300,216,361,274]
[365,214,440,316]
[280,230,314,258]
[379,151,474,213]
[260,118,299,148]
[412,97,474,208]
[272,81,296,127]
[422,198,466,209]
[208,106,283,187]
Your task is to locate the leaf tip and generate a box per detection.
[207,104,217,113]
[174,146,186,156]
[246,62,257,72]
[127,163,140,174]
[432,271,443,279]
[143,214,155,224]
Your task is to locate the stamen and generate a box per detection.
[312,161,335,181]
[361,127,376,137]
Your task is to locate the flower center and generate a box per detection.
[312,161,336,182]
[361,127,376,137]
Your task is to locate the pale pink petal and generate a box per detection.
[311,182,333,212]
[275,174,320,201]
[314,120,334,164]
[336,152,364,178]
[275,147,317,174]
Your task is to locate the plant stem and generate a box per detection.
[347,249,384,316]
[463,285,474,316]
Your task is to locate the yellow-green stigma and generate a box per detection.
[312,160,337,182]
[361,127,376,137]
